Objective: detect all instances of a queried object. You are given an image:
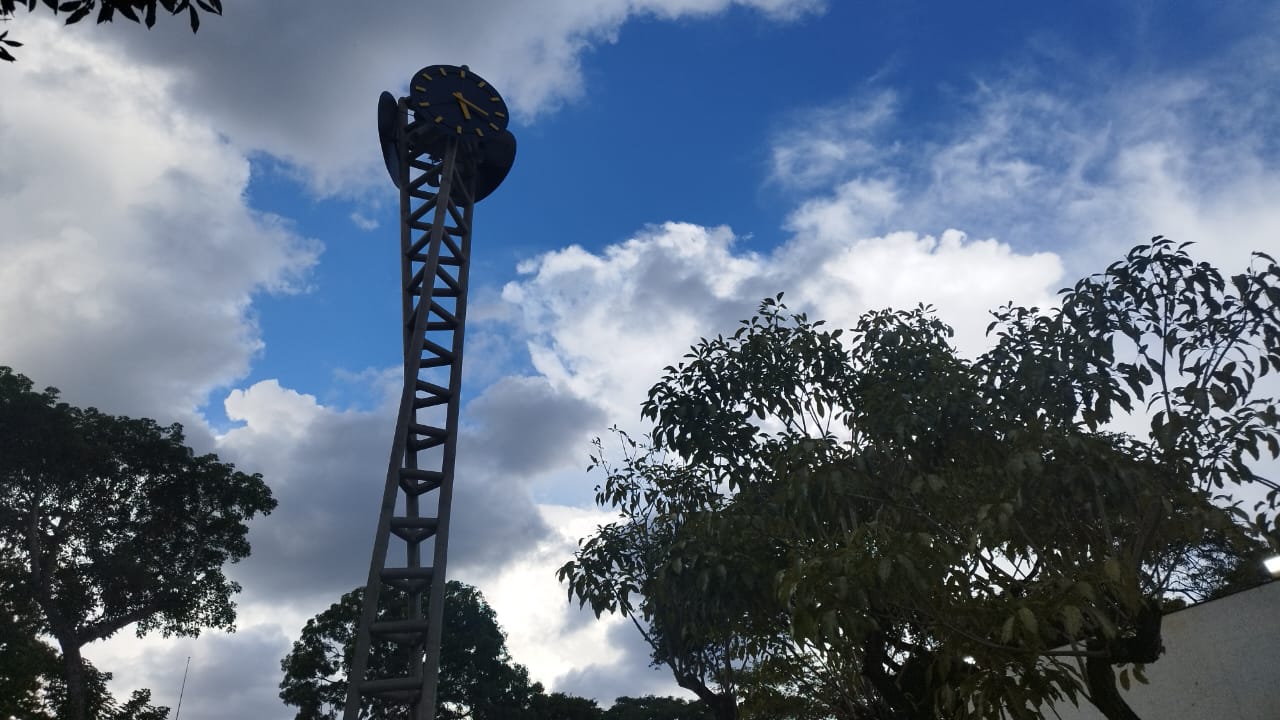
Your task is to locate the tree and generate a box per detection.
[0,0,222,62]
[561,430,903,720]
[280,580,545,720]
[0,366,277,720]
[563,239,1280,720]
[0,635,171,720]
[602,695,712,720]
[0,558,59,718]
[558,432,773,720]
[529,692,603,720]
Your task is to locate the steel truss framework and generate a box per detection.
[344,100,478,720]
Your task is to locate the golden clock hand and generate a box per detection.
[452,92,490,117]
[455,96,472,120]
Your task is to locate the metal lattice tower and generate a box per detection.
[343,87,501,720]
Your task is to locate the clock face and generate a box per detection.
[408,64,509,139]
[377,91,402,188]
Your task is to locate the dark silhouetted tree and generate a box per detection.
[281,581,546,720]
[0,0,222,62]
[530,692,604,720]
[562,239,1280,720]
[0,366,276,720]
[603,695,712,720]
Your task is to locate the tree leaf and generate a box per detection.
[1017,607,1037,638]
[1061,605,1083,638]
[64,4,90,23]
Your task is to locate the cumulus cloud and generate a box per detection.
[0,20,320,428]
[87,624,293,720]
[501,220,1064,434]
[79,375,605,717]
[466,375,607,477]
[455,504,659,699]
[553,619,684,704]
[214,380,391,607]
[501,223,773,422]
[209,373,594,612]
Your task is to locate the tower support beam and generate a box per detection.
[344,105,477,720]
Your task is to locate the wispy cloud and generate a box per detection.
[765,26,1280,274]
[349,211,379,231]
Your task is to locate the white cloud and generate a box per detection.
[350,211,379,231]
[0,20,319,427]
[782,229,1063,354]
[765,34,1280,278]
[456,503,668,699]
[85,624,293,720]
[76,373,603,718]
[502,221,1064,433]
[502,223,769,422]
[56,0,824,195]
[769,90,899,188]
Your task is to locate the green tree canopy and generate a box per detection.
[281,580,546,720]
[602,695,712,720]
[0,366,276,720]
[561,239,1280,720]
[529,691,604,720]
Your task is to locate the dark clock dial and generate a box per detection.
[377,91,402,188]
[408,64,509,139]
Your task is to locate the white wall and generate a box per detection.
[1045,581,1280,719]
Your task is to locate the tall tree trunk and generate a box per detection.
[673,673,737,720]
[56,634,89,720]
[707,693,739,720]
[1085,599,1162,720]
[29,502,89,720]
[1084,654,1142,720]
[861,632,931,720]
[51,630,91,717]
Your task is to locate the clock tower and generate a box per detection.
[344,65,516,720]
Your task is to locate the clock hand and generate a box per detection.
[452,92,490,117]
[455,96,472,120]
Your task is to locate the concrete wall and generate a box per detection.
[1044,581,1280,719]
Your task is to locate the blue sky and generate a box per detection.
[232,0,1274,415]
[2,1,1279,717]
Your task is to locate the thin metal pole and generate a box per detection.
[174,656,191,720]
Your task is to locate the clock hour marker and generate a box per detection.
[494,112,506,118]
[489,122,500,131]
[413,85,426,92]
[420,71,432,80]
[439,68,448,76]
[459,68,467,77]
[417,101,430,108]
[490,96,500,102]
[478,81,487,88]
[434,116,443,123]
[475,128,484,136]
[456,126,462,134]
